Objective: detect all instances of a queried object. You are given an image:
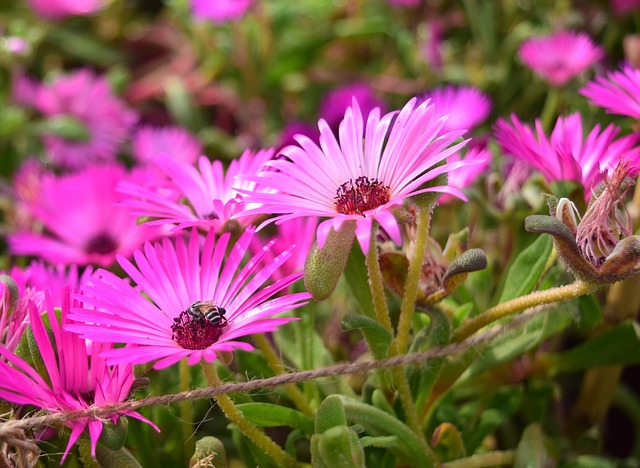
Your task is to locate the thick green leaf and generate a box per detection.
[316,395,347,433]
[341,314,392,359]
[514,424,555,468]
[344,244,375,319]
[548,321,640,373]
[235,403,314,434]
[498,235,553,303]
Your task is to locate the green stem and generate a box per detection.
[365,222,394,334]
[253,333,314,416]
[444,450,515,468]
[540,88,560,132]
[201,361,299,468]
[453,281,599,342]
[179,360,195,458]
[395,203,431,354]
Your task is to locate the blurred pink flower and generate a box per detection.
[26,0,105,20]
[277,121,320,152]
[320,83,386,130]
[9,164,163,267]
[191,0,252,24]
[0,293,158,462]
[611,0,640,14]
[519,31,604,87]
[421,19,444,72]
[237,98,469,254]
[250,217,319,282]
[29,69,137,168]
[68,228,310,369]
[494,113,640,195]
[439,142,492,203]
[132,125,203,165]
[118,149,275,233]
[420,85,491,133]
[581,65,640,119]
[387,0,421,6]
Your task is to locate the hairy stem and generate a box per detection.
[454,281,599,341]
[178,359,195,458]
[365,222,394,334]
[201,360,299,468]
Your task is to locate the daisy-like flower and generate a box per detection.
[0,293,158,462]
[26,0,105,20]
[320,83,386,131]
[580,65,640,120]
[9,164,163,267]
[67,228,310,369]
[420,85,491,133]
[24,261,95,308]
[191,0,252,24]
[439,142,492,203]
[28,69,137,168]
[519,31,604,87]
[118,149,275,233]
[494,113,640,196]
[132,125,203,165]
[236,98,469,254]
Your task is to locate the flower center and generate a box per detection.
[334,176,391,215]
[85,233,119,255]
[171,302,228,350]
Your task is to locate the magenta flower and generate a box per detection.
[250,217,319,282]
[191,0,252,24]
[29,69,137,168]
[67,228,310,369]
[439,142,492,203]
[320,83,386,130]
[26,0,104,19]
[611,0,640,14]
[519,31,604,87]
[277,121,320,151]
[118,149,275,233]
[0,293,158,462]
[494,113,640,195]
[581,65,640,120]
[420,85,491,133]
[0,280,29,352]
[237,98,469,254]
[132,125,203,165]
[25,261,95,308]
[9,164,163,267]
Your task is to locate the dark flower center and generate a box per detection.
[171,304,228,350]
[334,176,391,215]
[85,233,119,255]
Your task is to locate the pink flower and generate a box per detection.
[26,0,105,19]
[237,98,469,254]
[29,69,137,168]
[24,261,96,308]
[580,65,640,120]
[118,149,275,233]
[67,228,310,369]
[420,85,491,133]
[191,0,252,24]
[519,31,604,87]
[132,125,203,165]
[494,113,640,195]
[439,142,492,203]
[9,164,163,267]
[0,293,158,462]
[277,122,320,151]
[320,83,386,130]
[250,217,319,282]
[611,0,640,14]
[0,279,29,352]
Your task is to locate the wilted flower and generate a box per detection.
[581,65,640,120]
[132,125,203,165]
[320,83,386,131]
[22,69,137,168]
[9,164,163,267]
[494,113,640,197]
[190,0,252,24]
[118,149,275,233]
[0,293,158,462]
[420,85,491,133]
[67,228,311,369]
[237,98,470,254]
[26,0,105,20]
[519,31,604,87]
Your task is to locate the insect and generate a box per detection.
[187,301,228,327]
